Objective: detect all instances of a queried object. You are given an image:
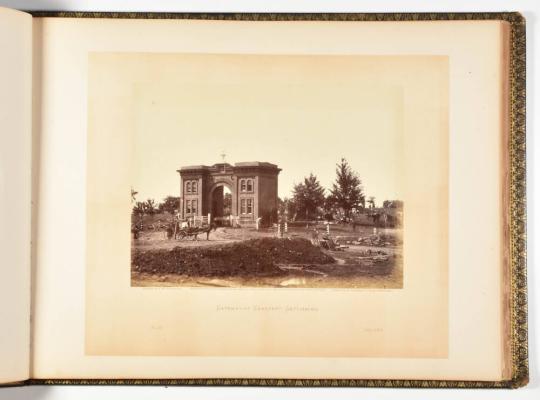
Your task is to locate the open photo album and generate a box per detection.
[0,8,528,388]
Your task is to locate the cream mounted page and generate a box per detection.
[0,11,520,386]
[86,52,447,360]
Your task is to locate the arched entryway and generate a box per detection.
[210,183,233,226]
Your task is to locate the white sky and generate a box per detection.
[131,54,404,205]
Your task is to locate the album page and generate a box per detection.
[31,16,510,380]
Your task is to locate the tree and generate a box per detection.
[278,197,299,221]
[291,173,326,220]
[131,187,138,203]
[143,199,157,215]
[327,158,365,217]
[159,196,180,214]
[383,199,403,209]
[133,201,145,216]
[223,193,232,216]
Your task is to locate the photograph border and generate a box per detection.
[26,11,527,389]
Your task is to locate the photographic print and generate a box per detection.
[86,49,448,357]
[126,54,405,289]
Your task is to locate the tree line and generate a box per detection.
[280,158,368,221]
[132,188,179,216]
[131,158,402,220]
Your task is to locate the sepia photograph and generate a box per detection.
[127,54,405,289]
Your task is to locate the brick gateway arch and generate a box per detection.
[177,162,281,227]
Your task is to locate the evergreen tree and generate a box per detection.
[292,173,326,220]
[328,158,364,217]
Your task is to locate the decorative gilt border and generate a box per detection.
[26,11,527,389]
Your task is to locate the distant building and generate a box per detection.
[177,162,281,226]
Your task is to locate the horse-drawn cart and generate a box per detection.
[168,221,217,241]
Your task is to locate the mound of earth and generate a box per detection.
[132,237,335,277]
